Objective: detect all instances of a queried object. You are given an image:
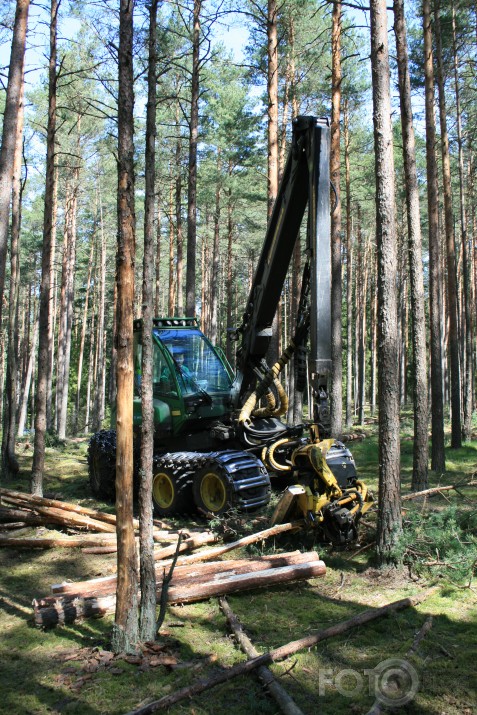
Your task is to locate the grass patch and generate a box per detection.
[0,424,476,714]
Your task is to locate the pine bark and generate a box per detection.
[0,0,30,326]
[46,166,58,430]
[451,5,473,441]
[113,0,139,654]
[330,0,343,436]
[155,191,162,316]
[17,310,38,437]
[175,113,184,316]
[356,214,367,427]
[393,0,429,489]
[185,0,201,317]
[74,227,95,433]
[266,0,280,367]
[57,171,78,439]
[138,0,158,644]
[344,102,353,429]
[225,184,234,366]
[1,78,24,479]
[31,0,58,497]
[92,193,107,432]
[168,173,175,314]
[434,2,462,448]
[209,151,221,345]
[370,0,402,564]
[423,0,445,472]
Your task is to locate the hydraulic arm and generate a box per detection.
[233,116,332,404]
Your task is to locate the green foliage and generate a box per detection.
[401,505,477,583]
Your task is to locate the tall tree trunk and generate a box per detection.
[225,183,234,367]
[175,113,184,316]
[17,311,38,437]
[74,225,95,434]
[370,0,402,564]
[451,4,473,441]
[138,0,158,644]
[0,0,30,326]
[357,214,367,426]
[31,0,58,497]
[370,266,377,416]
[330,0,343,436]
[46,165,58,431]
[1,80,24,479]
[113,0,138,655]
[394,0,429,488]
[185,0,201,317]
[168,173,176,315]
[267,0,280,366]
[92,189,106,432]
[423,0,445,472]
[434,2,462,448]
[84,297,96,435]
[209,151,221,345]
[58,175,78,439]
[344,102,353,429]
[56,187,71,432]
[155,191,162,316]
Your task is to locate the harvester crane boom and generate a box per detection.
[234,116,332,403]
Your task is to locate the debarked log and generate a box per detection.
[0,535,119,549]
[51,550,318,597]
[33,557,326,628]
[0,488,124,527]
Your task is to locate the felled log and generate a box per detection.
[167,561,326,603]
[153,531,217,561]
[34,552,325,628]
[51,551,319,598]
[0,535,120,549]
[402,481,476,501]
[154,521,303,568]
[0,507,44,525]
[0,488,175,534]
[220,596,304,715]
[125,588,438,714]
[0,490,117,533]
[0,488,120,525]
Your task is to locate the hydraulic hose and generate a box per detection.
[238,340,296,426]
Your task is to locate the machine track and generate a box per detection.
[88,432,271,517]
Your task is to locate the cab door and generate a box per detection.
[133,331,184,437]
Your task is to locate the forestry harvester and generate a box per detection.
[88,116,373,545]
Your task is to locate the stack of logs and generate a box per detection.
[0,487,207,552]
[34,551,325,628]
[0,488,326,629]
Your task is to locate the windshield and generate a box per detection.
[153,328,232,396]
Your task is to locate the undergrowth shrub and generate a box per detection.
[401,505,477,583]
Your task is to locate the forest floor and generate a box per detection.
[0,418,476,715]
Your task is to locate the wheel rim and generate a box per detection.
[200,472,227,512]
[153,472,174,509]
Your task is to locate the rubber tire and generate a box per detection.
[88,430,116,500]
[192,464,235,516]
[152,466,193,517]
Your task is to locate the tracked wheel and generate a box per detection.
[193,463,234,516]
[87,430,116,500]
[152,453,199,517]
